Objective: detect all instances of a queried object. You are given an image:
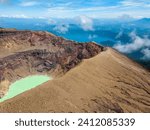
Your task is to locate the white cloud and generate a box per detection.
[118,14,134,21]
[88,34,97,40]
[75,15,94,31]
[1,0,150,19]
[53,24,69,34]
[114,31,150,53]
[20,1,39,7]
[0,14,31,18]
[115,30,123,39]
[47,19,56,25]
[44,0,150,19]
[120,0,150,7]
[141,48,150,60]
[13,14,30,18]
[120,0,141,7]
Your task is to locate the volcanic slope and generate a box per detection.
[0,47,150,112]
[0,29,104,98]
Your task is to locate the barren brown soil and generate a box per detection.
[0,29,104,98]
[0,47,150,113]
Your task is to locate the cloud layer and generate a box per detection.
[0,0,150,18]
[53,24,69,34]
[114,31,150,53]
[88,34,97,40]
[114,31,150,60]
[141,48,150,60]
[75,16,94,31]
[20,1,39,7]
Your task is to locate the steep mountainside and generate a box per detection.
[0,29,150,112]
[0,29,104,98]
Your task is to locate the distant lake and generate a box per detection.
[0,75,52,102]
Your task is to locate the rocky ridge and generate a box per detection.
[0,29,104,98]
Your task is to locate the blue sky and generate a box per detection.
[0,0,150,18]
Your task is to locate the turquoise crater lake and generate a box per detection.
[0,75,52,102]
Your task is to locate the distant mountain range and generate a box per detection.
[135,18,150,23]
[130,18,150,28]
